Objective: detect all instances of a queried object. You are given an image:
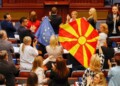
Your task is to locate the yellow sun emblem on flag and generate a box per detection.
[59,18,99,68]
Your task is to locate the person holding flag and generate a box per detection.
[35,16,55,56]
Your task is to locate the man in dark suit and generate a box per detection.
[0,30,14,63]
[106,5,120,36]
[0,50,19,86]
[49,7,62,34]
[1,13,16,38]
[17,17,35,43]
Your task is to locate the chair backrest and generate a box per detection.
[19,70,30,77]
[71,70,84,77]
[46,70,51,77]
[102,69,108,77]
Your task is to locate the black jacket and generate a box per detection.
[49,15,62,34]
[48,69,70,86]
[0,60,19,86]
[88,18,96,29]
[106,13,120,36]
[17,26,35,43]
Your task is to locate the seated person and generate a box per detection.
[86,72,107,86]
[20,36,38,70]
[48,57,70,86]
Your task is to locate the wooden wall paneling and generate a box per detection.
[44,0,69,23]
[2,0,44,8]
[2,0,8,3]
[69,8,109,20]
[0,0,110,22]
[44,5,69,23]
[0,8,44,21]
[69,0,104,7]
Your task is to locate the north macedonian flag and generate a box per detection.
[59,18,99,68]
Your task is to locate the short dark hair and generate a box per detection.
[27,72,38,86]
[114,55,120,66]
[3,13,10,19]
[51,7,57,14]
[19,17,27,24]
[0,74,5,85]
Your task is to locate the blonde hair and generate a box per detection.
[88,8,97,22]
[100,23,108,34]
[0,30,7,40]
[90,54,101,72]
[93,72,107,86]
[32,56,43,72]
[22,36,32,53]
[49,35,58,49]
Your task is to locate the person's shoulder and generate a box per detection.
[1,20,7,23]
[3,40,12,45]
[57,15,62,19]
[99,33,107,38]
[35,67,44,72]
[46,45,50,49]
[18,26,25,30]
[110,66,119,71]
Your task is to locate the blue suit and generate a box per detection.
[1,20,16,38]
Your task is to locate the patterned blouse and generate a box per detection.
[81,54,104,86]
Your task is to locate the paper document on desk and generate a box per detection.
[13,47,19,53]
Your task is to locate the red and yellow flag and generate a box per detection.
[59,18,99,68]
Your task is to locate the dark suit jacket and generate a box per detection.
[0,60,19,86]
[96,46,115,69]
[0,39,14,63]
[1,20,16,38]
[106,13,120,36]
[17,26,35,43]
[49,69,70,86]
[49,15,62,34]
[87,18,96,29]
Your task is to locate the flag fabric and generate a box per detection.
[35,16,55,46]
[59,18,99,68]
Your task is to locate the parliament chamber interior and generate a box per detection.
[0,0,120,86]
